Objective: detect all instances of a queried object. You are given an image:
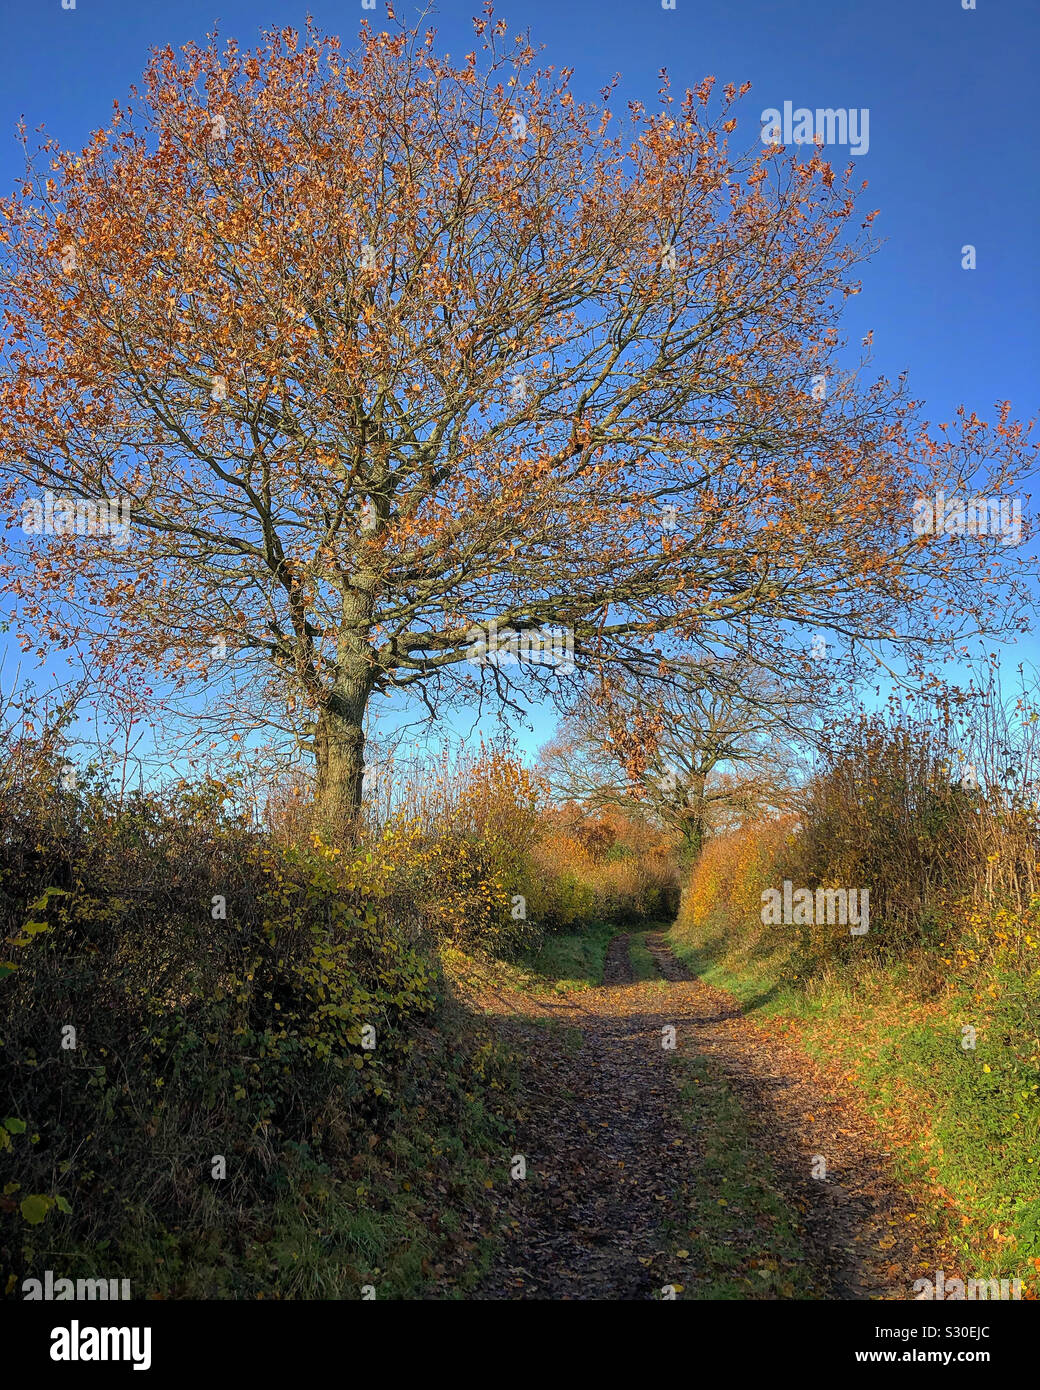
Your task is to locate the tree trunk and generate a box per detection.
[680,809,705,866]
[314,694,366,826]
[313,582,378,826]
[314,646,375,830]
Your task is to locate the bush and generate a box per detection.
[532,806,679,930]
[355,745,545,959]
[680,703,1040,977]
[0,756,437,1290]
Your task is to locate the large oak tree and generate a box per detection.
[0,10,1033,818]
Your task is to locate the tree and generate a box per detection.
[539,661,813,860]
[0,11,1033,822]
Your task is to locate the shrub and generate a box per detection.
[0,753,437,1289]
[532,806,679,930]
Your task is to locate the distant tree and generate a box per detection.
[539,662,813,860]
[0,11,1033,821]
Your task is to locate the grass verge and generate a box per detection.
[523,919,617,990]
[669,911,1040,1291]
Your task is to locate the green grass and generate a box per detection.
[525,919,616,990]
[663,1049,815,1299]
[669,908,797,1012]
[628,929,661,981]
[786,973,1040,1280]
[668,912,1040,1287]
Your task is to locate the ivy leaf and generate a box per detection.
[20,1194,54,1225]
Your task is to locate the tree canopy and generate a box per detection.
[0,9,1033,818]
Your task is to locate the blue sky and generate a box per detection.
[1,0,1037,771]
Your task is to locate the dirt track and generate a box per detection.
[473,932,959,1300]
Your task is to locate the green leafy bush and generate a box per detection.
[0,768,437,1292]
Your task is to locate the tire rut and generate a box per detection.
[601,932,634,985]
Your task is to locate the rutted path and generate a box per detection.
[472,930,959,1301]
